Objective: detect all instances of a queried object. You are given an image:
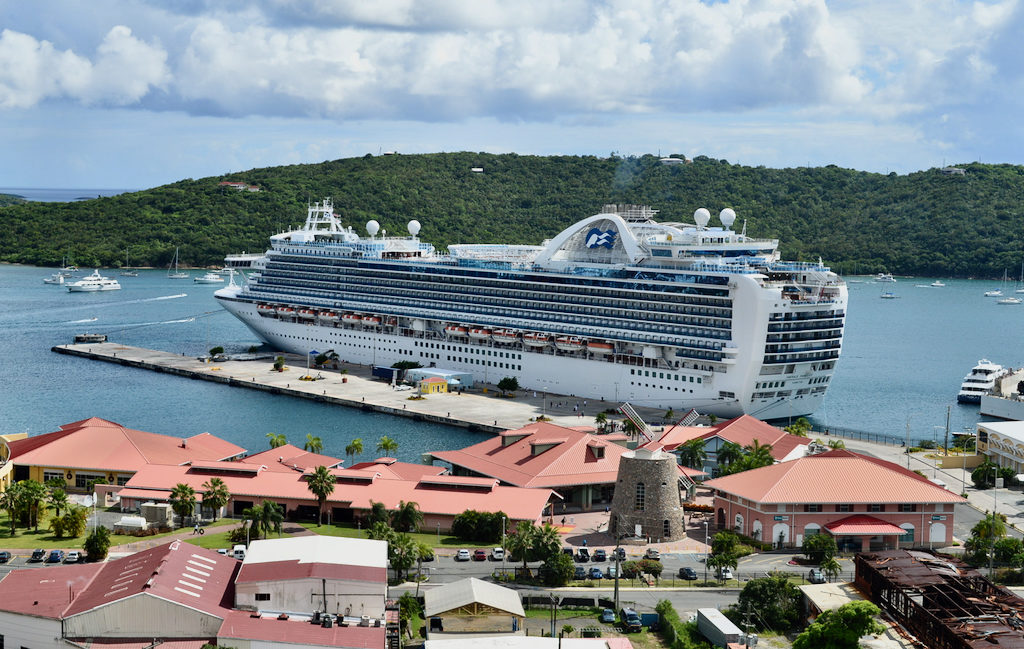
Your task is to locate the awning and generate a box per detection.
[824,515,907,536]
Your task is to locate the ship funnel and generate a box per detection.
[408,220,421,237]
[693,208,710,228]
[366,220,380,237]
[719,208,736,229]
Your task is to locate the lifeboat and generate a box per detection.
[492,329,519,343]
[468,328,491,340]
[445,325,469,338]
[555,336,585,352]
[297,308,317,320]
[319,311,340,322]
[277,306,296,317]
[342,313,362,325]
[257,304,277,317]
[522,332,551,347]
[362,315,382,326]
[587,341,614,355]
[385,317,398,326]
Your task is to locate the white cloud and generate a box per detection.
[0,26,168,108]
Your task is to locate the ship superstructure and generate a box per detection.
[215,200,847,419]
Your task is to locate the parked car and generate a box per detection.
[589,567,604,579]
[808,568,826,584]
[65,551,80,563]
[472,549,488,561]
[29,549,45,562]
[644,548,660,560]
[600,608,616,623]
[0,551,10,563]
[592,549,607,562]
[217,548,228,555]
[606,566,617,579]
[677,566,698,580]
[575,548,590,562]
[46,550,65,563]
[562,548,575,559]
[614,547,626,561]
[490,547,505,561]
[455,549,471,561]
[574,566,587,580]
[717,566,734,580]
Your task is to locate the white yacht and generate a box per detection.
[957,359,1011,404]
[215,200,848,419]
[43,272,67,285]
[194,272,225,284]
[66,270,121,292]
[876,273,896,282]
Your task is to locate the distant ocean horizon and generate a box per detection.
[0,187,137,202]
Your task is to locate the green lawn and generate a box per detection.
[183,526,294,550]
[298,522,493,549]
[0,513,233,550]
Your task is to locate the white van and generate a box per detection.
[232,544,247,560]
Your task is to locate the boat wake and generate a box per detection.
[68,317,98,323]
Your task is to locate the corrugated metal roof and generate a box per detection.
[218,610,385,647]
[824,515,908,536]
[424,578,524,618]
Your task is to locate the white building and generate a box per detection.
[978,421,1024,474]
[235,535,388,618]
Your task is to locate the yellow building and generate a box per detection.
[419,376,449,394]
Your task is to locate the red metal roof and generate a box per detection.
[347,458,448,481]
[825,515,908,536]
[218,610,385,648]
[242,443,344,471]
[430,421,631,488]
[7,418,245,472]
[236,562,385,585]
[704,450,966,505]
[0,563,103,618]
[654,415,809,460]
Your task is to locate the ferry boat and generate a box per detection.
[957,359,1011,404]
[215,200,848,418]
[66,269,121,292]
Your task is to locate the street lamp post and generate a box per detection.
[501,516,507,577]
[704,520,710,585]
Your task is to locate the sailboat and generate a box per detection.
[120,248,138,277]
[997,270,1021,304]
[1016,262,1024,294]
[167,247,188,279]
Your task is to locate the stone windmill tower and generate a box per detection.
[609,447,685,542]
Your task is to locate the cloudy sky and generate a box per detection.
[2,0,1022,189]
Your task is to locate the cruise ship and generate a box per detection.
[215,200,847,419]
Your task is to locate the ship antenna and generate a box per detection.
[741,219,747,237]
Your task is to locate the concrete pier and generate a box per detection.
[52,342,666,434]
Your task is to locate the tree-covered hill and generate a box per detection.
[1,152,1022,278]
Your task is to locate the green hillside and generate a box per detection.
[1,152,1022,278]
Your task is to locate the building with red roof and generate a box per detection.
[429,422,704,511]
[240,443,344,472]
[348,456,449,481]
[4,417,245,492]
[649,415,811,476]
[118,460,554,531]
[704,449,966,551]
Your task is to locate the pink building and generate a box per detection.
[704,450,965,551]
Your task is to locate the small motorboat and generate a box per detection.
[193,272,224,284]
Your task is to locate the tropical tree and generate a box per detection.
[84,525,111,562]
[345,438,364,462]
[304,434,323,454]
[244,500,284,540]
[785,417,812,436]
[169,483,197,528]
[397,591,422,636]
[47,488,71,520]
[821,556,842,583]
[827,439,846,449]
[201,477,230,521]
[792,601,885,649]
[711,530,741,556]
[622,419,640,437]
[366,501,390,526]
[391,500,423,533]
[744,439,775,468]
[541,552,575,586]
[533,523,562,562]
[0,488,17,535]
[366,521,396,542]
[706,553,738,582]
[52,505,88,539]
[802,533,837,564]
[972,461,999,489]
[306,465,336,526]
[505,521,538,575]
[594,412,608,432]
[736,572,803,632]
[19,479,48,531]
[389,533,419,581]
[497,376,519,396]
[266,432,288,449]
[973,512,1007,543]
[678,439,707,469]
[717,441,744,469]
[377,435,399,455]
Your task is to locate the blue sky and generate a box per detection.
[2,0,1022,189]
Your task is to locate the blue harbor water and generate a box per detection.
[0,187,136,202]
[1,265,1019,456]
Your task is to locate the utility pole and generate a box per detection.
[944,405,951,456]
[613,518,621,613]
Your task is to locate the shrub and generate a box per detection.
[84,526,111,562]
[656,600,713,649]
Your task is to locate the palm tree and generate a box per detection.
[744,439,775,469]
[973,512,1007,543]
[717,441,744,468]
[505,521,537,576]
[306,465,336,526]
[266,432,288,449]
[345,438,364,462]
[244,500,284,540]
[377,435,399,455]
[389,533,419,581]
[391,500,423,533]
[169,483,197,528]
[47,488,71,520]
[827,439,846,449]
[0,488,18,535]
[533,522,562,561]
[594,412,608,433]
[678,439,707,469]
[367,500,389,526]
[201,477,230,521]
[19,479,48,531]
[820,556,842,583]
[304,434,323,454]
